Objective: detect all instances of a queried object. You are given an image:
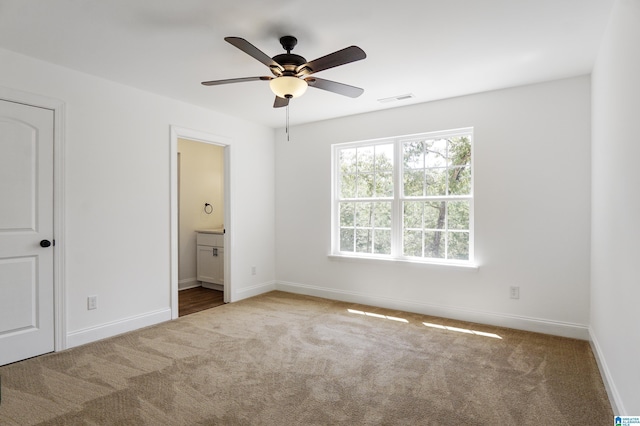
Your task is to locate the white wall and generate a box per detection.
[0,48,276,346]
[178,139,224,288]
[275,76,592,339]
[591,0,640,415]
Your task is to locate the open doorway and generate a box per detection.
[177,139,225,316]
[170,126,231,320]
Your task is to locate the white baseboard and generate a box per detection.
[202,282,224,291]
[66,308,172,349]
[233,280,276,302]
[178,278,199,291]
[589,328,624,415]
[275,281,590,340]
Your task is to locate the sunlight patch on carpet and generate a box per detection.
[423,322,502,339]
[347,309,409,323]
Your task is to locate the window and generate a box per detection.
[332,128,473,265]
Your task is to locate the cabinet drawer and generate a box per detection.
[197,232,223,247]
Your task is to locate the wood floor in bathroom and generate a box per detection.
[179,287,224,317]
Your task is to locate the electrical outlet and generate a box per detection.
[87,295,98,310]
[251,266,257,276]
[510,286,520,299]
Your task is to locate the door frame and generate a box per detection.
[170,126,232,319]
[0,86,67,351]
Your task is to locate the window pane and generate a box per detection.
[340,202,354,227]
[448,136,471,167]
[424,202,445,229]
[373,202,391,228]
[340,148,357,174]
[356,229,372,253]
[426,168,446,196]
[356,173,373,198]
[374,229,391,254]
[424,231,445,258]
[403,201,423,229]
[403,141,424,169]
[340,173,356,198]
[375,172,393,197]
[448,231,469,260]
[404,170,424,196]
[448,201,469,230]
[375,144,394,172]
[355,202,372,227]
[356,173,374,198]
[340,228,354,252]
[403,230,423,257]
[357,146,374,173]
[448,166,471,195]
[425,139,447,168]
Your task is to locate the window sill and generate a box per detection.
[327,254,479,270]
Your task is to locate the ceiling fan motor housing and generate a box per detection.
[270,36,308,77]
[271,54,306,74]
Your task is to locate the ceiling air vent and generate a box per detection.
[377,93,415,103]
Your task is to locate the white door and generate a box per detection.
[0,99,55,366]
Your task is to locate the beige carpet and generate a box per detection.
[0,291,612,425]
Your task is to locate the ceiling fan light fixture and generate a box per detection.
[270,76,308,99]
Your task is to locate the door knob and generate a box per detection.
[40,239,52,248]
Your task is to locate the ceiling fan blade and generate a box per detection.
[225,37,284,74]
[273,96,289,108]
[305,77,364,98]
[201,76,271,86]
[296,46,366,76]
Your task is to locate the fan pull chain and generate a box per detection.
[286,103,290,141]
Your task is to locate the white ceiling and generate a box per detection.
[0,0,614,128]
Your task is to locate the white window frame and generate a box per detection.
[331,128,474,267]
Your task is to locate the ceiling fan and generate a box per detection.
[201,36,366,108]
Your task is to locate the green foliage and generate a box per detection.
[339,201,391,255]
[339,143,394,199]
[448,231,470,260]
[402,136,471,197]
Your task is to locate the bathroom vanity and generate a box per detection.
[196,228,224,289]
